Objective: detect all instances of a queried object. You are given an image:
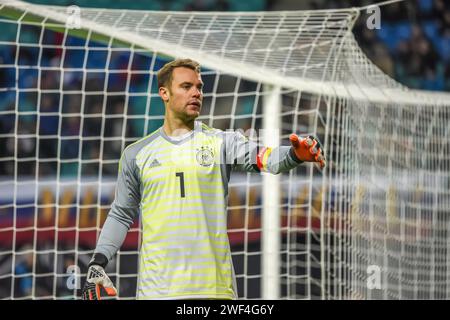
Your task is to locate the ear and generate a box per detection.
[159,86,170,102]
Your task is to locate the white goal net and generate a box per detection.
[0,0,449,299]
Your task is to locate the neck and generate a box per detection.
[163,115,195,137]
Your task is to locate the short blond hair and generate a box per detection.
[157,58,201,90]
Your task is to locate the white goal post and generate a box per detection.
[0,0,449,299]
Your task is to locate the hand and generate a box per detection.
[82,264,117,300]
[290,134,326,168]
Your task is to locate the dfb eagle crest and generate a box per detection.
[196,146,215,167]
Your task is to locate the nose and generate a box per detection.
[192,87,202,98]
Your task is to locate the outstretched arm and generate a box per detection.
[225,131,325,174]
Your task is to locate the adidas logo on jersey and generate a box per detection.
[149,159,161,168]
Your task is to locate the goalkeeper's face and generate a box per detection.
[161,67,204,121]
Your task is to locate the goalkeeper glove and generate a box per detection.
[82,253,117,300]
[290,134,326,168]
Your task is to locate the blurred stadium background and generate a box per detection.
[0,0,449,299]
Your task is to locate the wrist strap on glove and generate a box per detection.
[88,252,108,268]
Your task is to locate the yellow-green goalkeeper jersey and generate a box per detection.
[94,121,303,299]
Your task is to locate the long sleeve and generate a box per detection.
[94,149,141,262]
[223,131,303,174]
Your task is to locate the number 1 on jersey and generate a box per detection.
[175,172,185,198]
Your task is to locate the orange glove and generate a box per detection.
[290,134,326,168]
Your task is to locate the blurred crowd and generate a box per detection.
[350,0,450,91]
[0,0,448,178]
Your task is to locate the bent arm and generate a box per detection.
[94,203,138,262]
[94,150,141,263]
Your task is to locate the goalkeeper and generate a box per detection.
[82,58,325,300]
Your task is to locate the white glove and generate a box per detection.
[82,264,117,300]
